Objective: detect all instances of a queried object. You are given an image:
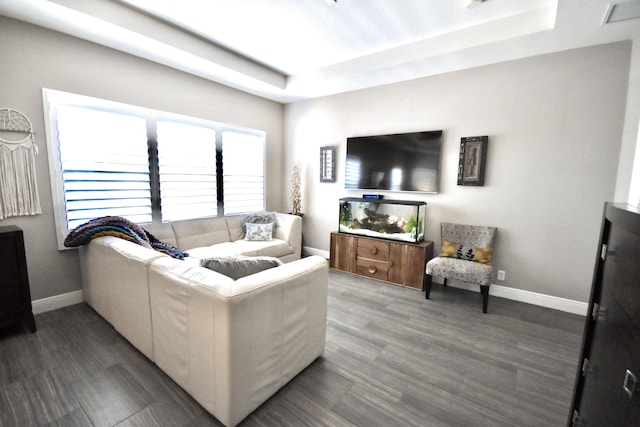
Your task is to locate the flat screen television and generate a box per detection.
[345,130,443,193]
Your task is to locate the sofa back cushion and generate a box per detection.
[225,216,244,241]
[143,222,178,248]
[171,217,231,250]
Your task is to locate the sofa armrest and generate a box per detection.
[148,255,328,427]
[274,212,302,260]
[80,236,167,360]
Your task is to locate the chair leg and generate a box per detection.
[443,277,447,287]
[424,274,433,299]
[481,285,489,313]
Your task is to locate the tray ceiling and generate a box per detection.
[1,0,639,102]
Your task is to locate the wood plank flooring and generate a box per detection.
[0,270,584,426]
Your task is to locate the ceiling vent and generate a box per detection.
[603,1,640,24]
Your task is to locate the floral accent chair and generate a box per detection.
[425,222,497,313]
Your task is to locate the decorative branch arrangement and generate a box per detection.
[289,162,302,215]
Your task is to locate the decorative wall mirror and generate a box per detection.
[320,146,336,182]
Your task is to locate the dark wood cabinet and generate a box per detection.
[569,203,640,426]
[330,231,433,290]
[0,225,36,332]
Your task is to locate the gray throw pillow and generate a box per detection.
[200,255,282,280]
[241,211,277,236]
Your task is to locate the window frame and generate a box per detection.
[42,88,266,250]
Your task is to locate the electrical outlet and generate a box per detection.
[497,270,506,281]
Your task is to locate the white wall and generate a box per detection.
[285,41,631,303]
[0,17,284,301]
[616,38,640,206]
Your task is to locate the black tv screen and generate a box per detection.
[345,130,443,193]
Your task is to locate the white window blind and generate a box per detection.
[56,105,152,231]
[44,89,267,250]
[156,121,218,222]
[222,130,265,215]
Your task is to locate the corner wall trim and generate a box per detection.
[32,290,83,314]
[306,245,588,316]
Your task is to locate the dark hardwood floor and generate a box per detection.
[0,270,584,426]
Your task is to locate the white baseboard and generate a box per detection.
[32,290,83,314]
[30,247,330,315]
[489,284,588,316]
[436,280,588,316]
[307,246,588,316]
[304,247,330,259]
[31,250,589,317]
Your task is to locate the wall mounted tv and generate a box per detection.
[345,130,443,193]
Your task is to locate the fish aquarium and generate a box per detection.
[339,198,426,243]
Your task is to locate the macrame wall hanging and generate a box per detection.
[0,108,42,220]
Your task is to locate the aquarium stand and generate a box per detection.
[329,232,433,290]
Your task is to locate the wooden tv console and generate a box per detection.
[329,231,433,290]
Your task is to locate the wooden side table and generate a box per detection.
[0,225,36,332]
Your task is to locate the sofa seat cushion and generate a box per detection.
[183,242,240,260]
[185,239,294,261]
[230,239,294,258]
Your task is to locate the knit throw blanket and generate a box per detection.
[64,216,188,259]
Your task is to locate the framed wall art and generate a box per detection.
[457,136,488,186]
[320,146,336,182]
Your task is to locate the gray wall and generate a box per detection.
[1,14,635,306]
[0,17,284,300]
[285,41,631,303]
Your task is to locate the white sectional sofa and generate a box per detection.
[78,213,328,427]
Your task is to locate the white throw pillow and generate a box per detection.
[245,222,273,241]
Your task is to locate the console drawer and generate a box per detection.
[357,239,389,261]
[356,257,389,281]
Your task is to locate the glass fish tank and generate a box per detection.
[339,197,426,243]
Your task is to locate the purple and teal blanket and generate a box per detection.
[64,216,188,259]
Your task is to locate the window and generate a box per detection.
[222,130,265,215]
[43,89,266,249]
[55,106,152,230]
[156,121,218,222]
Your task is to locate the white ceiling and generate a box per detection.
[1,0,640,102]
[120,0,556,75]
